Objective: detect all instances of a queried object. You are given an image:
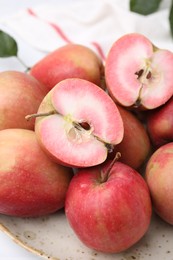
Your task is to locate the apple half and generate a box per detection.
[105,33,173,109]
[31,78,124,167]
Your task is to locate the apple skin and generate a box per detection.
[145,142,173,225]
[30,43,105,91]
[109,105,151,169]
[65,160,152,253]
[0,128,73,217]
[0,70,47,131]
[146,97,173,148]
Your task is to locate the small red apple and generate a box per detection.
[145,142,173,225]
[30,43,105,91]
[65,156,152,253]
[0,70,47,130]
[105,33,173,110]
[146,97,173,148]
[0,128,73,217]
[28,78,124,167]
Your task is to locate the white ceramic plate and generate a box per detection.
[0,209,173,260]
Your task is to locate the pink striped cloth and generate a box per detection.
[2,0,172,62]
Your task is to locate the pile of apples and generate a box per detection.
[1,32,173,254]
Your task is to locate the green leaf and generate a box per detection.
[0,30,18,57]
[130,0,162,15]
[169,2,173,37]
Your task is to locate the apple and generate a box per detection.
[109,104,151,169]
[65,156,152,253]
[30,43,105,91]
[0,70,47,131]
[145,142,173,225]
[0,128,73,217]
[27,78,124,167]
[146,97,173,148]
[105,33,173,110]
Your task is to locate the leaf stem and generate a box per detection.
[17,56,31,72]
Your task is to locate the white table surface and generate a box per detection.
[0,0,172,259]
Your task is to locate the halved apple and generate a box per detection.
[30,78,124,167]
[105,33,173,110]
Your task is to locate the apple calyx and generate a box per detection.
[99,152,121,183]
[25,110,115,153]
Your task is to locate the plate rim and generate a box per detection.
[0,222,50,260]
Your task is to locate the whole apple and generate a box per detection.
[0,128,73,217]
[146,97,173,148]
[0,70,47,130]
[28,78,124,168]
[65,158,152,253]
[30,43,105,91]
[109,104,151,169]
[145,142,173,225]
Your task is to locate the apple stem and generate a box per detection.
[100,152,121,183]
[25,110,56,121]
[106,152,121,176]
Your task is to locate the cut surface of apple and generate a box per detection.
[105,33,173,109]
[34,78,124,167]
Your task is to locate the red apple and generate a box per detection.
[105,33,173,110]
[0,128,73,217]
[30,43,105,91]
[65,157,152,253]
[27,78,124,168]
[145,142,173,225]
[146,97,173,148]
[109,105,151,169]
[0,70,47,130]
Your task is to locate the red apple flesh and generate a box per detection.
[32,78,124,167]
[65,159,152,253]
[0,70,47,130]
[30,43,105,91]
[0,128,73,217]
[105,33,173,110]
[145,142,173,225]
[146,97,173,148]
